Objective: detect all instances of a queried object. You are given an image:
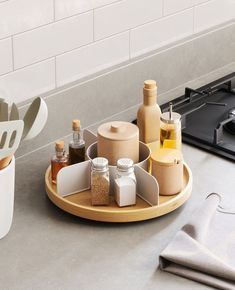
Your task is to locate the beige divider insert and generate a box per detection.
[56,130,159,204]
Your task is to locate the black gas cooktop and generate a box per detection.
[161,72,235,161]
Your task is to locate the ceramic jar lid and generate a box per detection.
[97,121,139,141]
[151,148,182,166]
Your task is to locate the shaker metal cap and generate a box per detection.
[160,112,181,124]
[161,102,181,124]
[117,158,134,171]
[92,157,108,171]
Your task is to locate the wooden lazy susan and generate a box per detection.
[45,163,192,223]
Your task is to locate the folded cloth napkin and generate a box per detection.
[159,193,235,290]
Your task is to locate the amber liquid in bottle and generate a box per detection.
[69,146,85,164]
[51,141,69,184]
[69,120,85,165]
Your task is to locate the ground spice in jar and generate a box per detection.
[91,157,110,205]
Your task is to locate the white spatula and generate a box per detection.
[0,120,24,160]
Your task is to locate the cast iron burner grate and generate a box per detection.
[134,72,235,161]
[162,72,235,161]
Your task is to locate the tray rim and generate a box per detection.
[45,162,192,222]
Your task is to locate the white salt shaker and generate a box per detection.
[114,158,136,207]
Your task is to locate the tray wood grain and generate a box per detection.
[45,163,192,222]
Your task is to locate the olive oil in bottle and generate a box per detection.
[69,119,85,165]
[51,140,69,184]
[160,103,181,150]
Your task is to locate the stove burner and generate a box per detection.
[158,72,235,161]
[224,107,235,135]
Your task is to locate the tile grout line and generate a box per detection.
[128,30,131,59]
[54,56,57,88]
[0,0,229,44]
[193,4,195,33]
[0,0,122,42]
[14,19,235,113]
[11,36,15,71]
[53,0,56,21]
[93,9,95,42]
[2,17,234,82]
[16,60,235,160]
[39,21,235,100]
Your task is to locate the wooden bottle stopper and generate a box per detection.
[143,80,157,100]
[144,80,157,90]
[55,140,64,151]
[72,119,81,130]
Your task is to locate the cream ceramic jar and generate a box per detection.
[97,121,139,166]
[151,148,183,196]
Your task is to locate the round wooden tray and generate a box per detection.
[45,163,192,223]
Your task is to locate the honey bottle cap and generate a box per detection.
[55,140,64,152]
[72,119,81,130]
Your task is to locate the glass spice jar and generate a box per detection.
[91,157,110,206]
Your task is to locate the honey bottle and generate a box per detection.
[137,80,161,143]
[51,140,69,184]
[69,119,85,165]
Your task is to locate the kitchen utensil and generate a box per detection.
[151,148,183,196]
[0,120,24,160]
[97,121,139,166]
[9,103,19,120]
[0,102,8,121]
[0,156,12,170]
[22,97,48,141]
[0,156,15,239]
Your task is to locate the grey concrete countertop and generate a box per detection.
[1,141,234,290]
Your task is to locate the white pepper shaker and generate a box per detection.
[114,158,136,207]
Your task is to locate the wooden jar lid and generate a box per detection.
[151,148,182,166]
[97,121,139,141]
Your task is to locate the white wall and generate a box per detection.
[0,0,234,103]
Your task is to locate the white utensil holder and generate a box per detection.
[0,156,15,239]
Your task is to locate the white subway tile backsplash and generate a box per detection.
[13,12,93,69]
[131,9,194,58]
[0,59,55,104]
[94,0,163,40]
[0,0,232,104]
[0,0,53,39]
[56,32,129,86]
[164,0,194,15]
[194,0,235,33]
[0,38,12,75]
[55,0,119,20]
